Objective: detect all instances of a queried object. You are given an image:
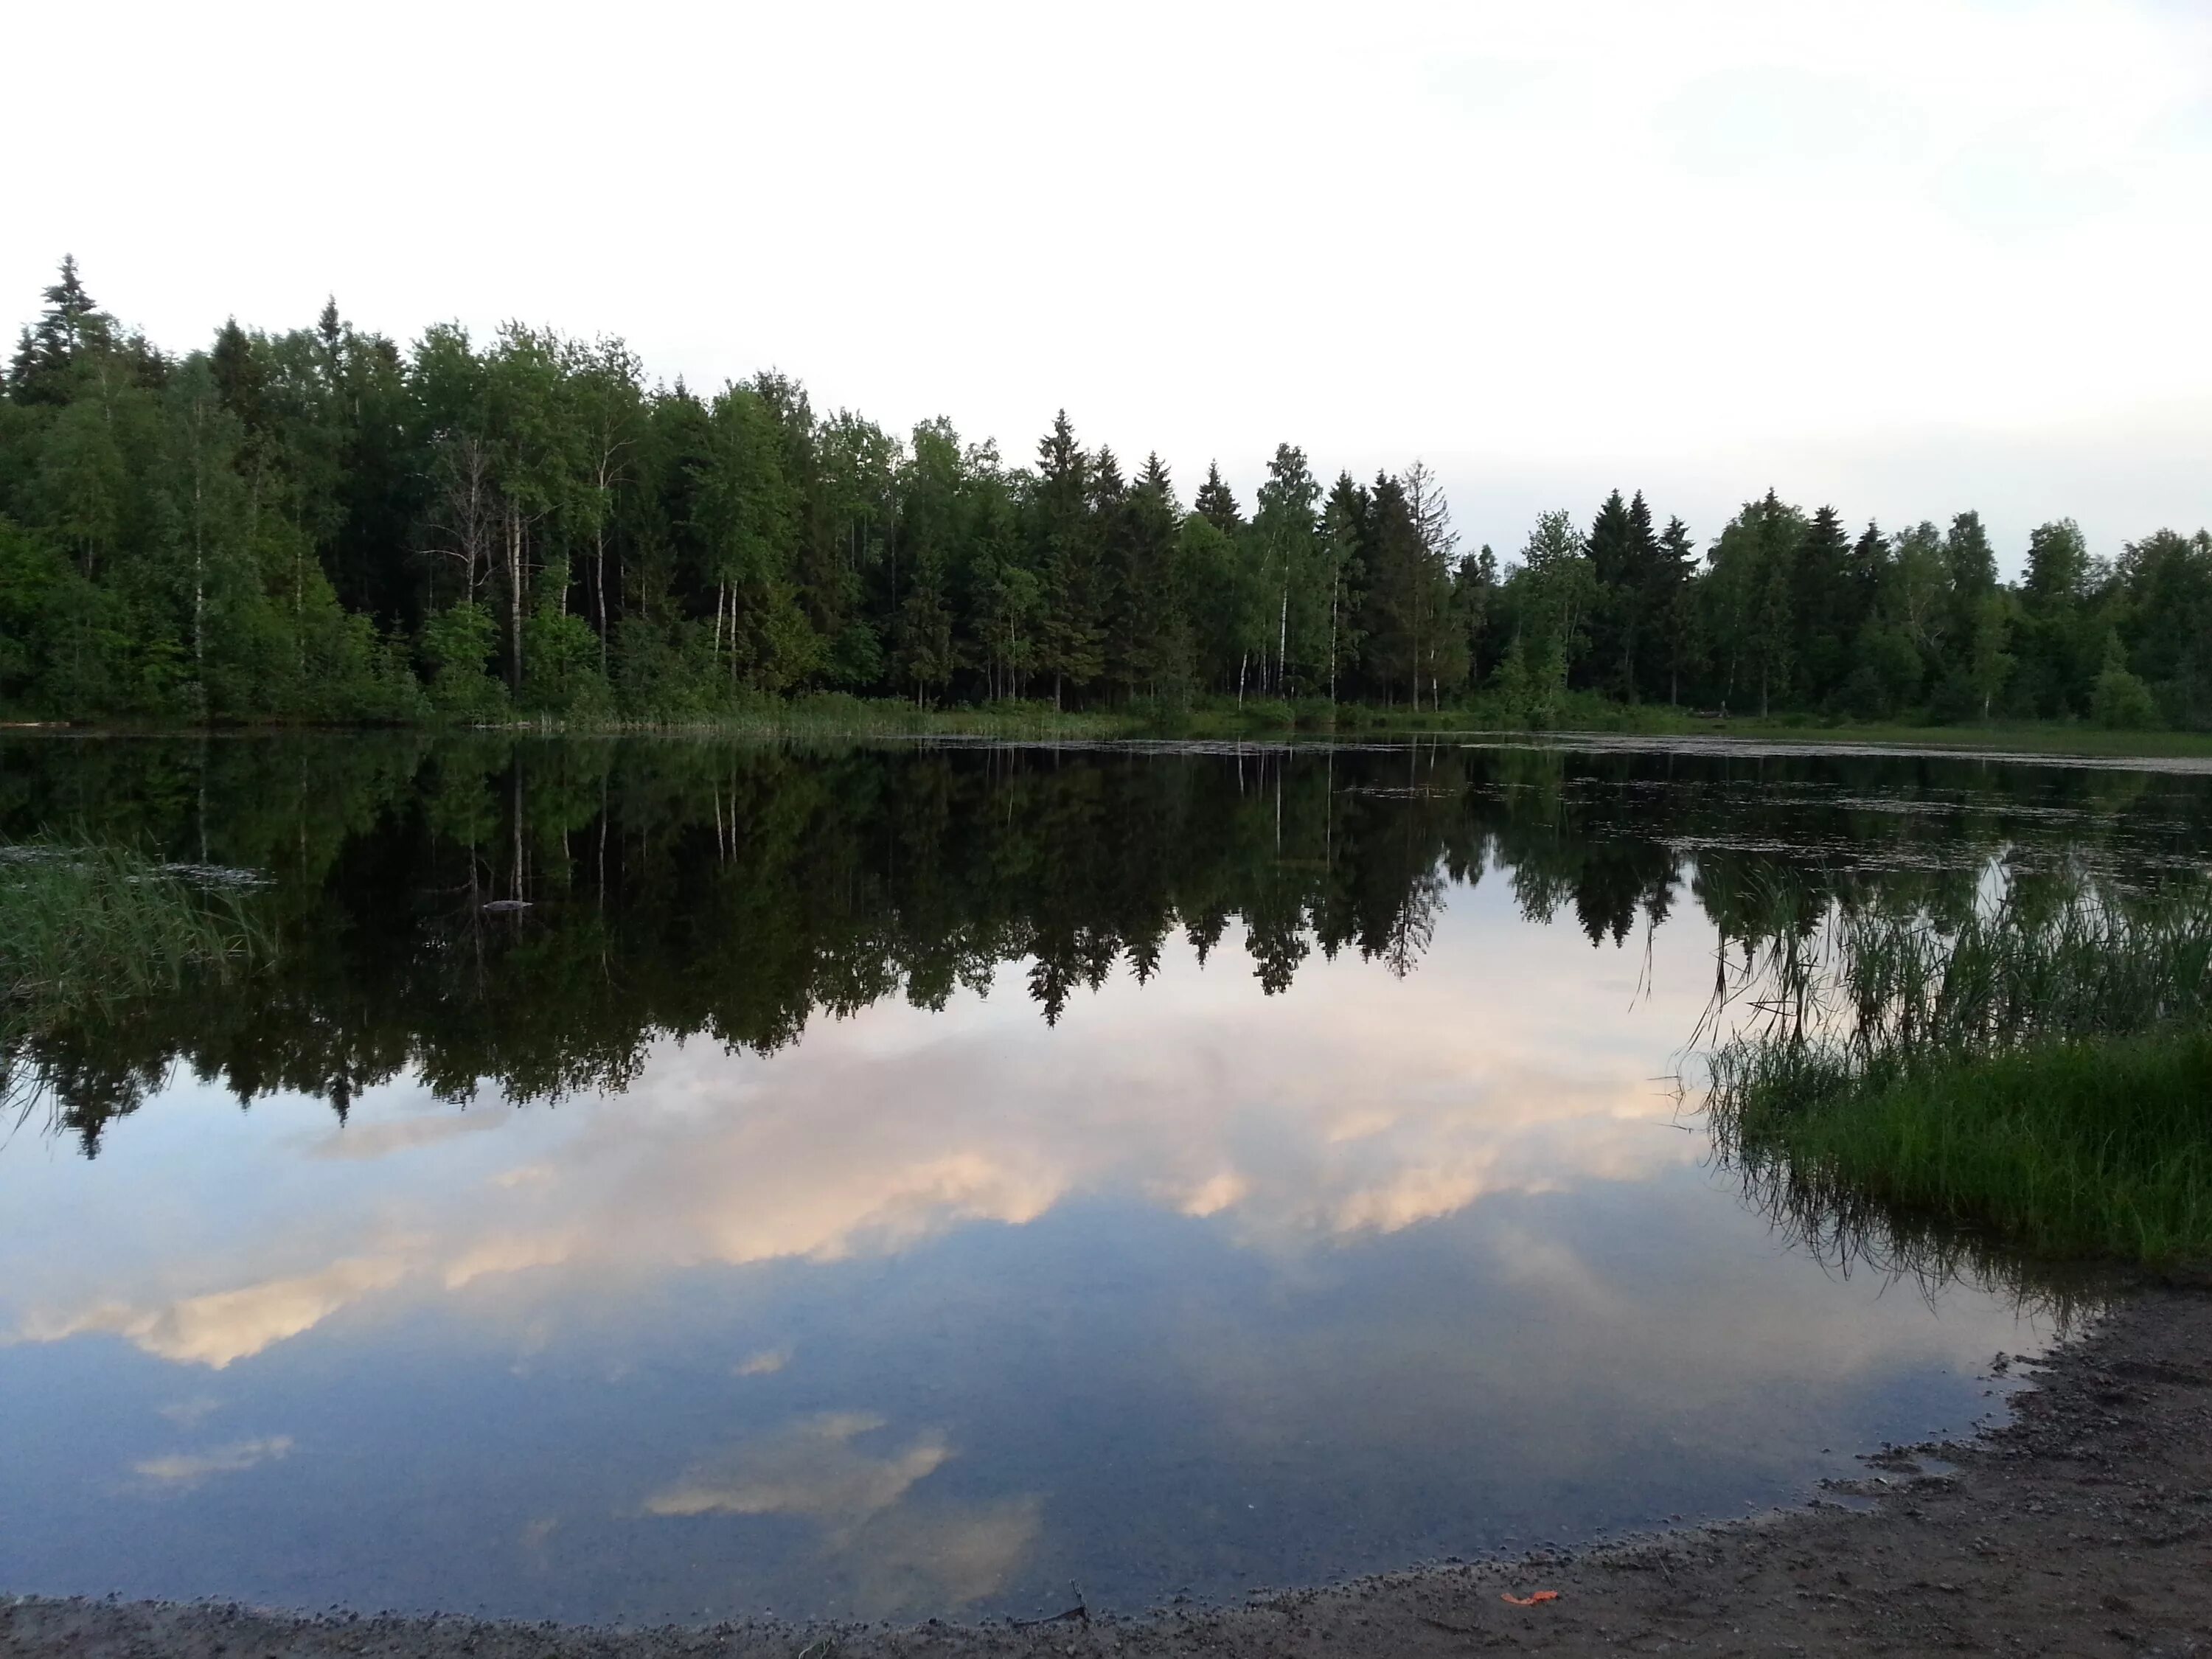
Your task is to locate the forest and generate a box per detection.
[4,257,2209,729]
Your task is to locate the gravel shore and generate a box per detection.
[11,1286,2212,1658]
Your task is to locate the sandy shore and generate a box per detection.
[10,1287,2212,1658]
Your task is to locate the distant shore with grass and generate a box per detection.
[14,690,2212,762]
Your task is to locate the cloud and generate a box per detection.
[133,1435,293,1486]
[1936,128,2129,240]
[735,1346,792,1377]
[1655,66,1927,176]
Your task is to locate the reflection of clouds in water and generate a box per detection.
[641,1413,1038,1615]
[133,1435,293,1485]
[11,912,1711,1368]
[442,1232,577,1290]
[1169,1190,2038,1503]
[24,1256,408,1369]
[837,1495,1042,1617]
[1164,1171,1247,1217]
[644,1412,946,1532]
[518,1514,559,1573]
[303,1110,510,1161]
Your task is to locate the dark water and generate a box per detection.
[3,734,2207,1625]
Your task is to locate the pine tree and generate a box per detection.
[1194,460,1241,533]
[1790,505,1851,705]
[7,256,111,406]
[1107,453,1186,700]
[1032,411,1100,705]
[1845,520,1889,635]
[1576,488,1667,701]
[1584,490,1635,698]
[1654,516,1698,705]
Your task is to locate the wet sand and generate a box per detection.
[10,1287,2212,1658]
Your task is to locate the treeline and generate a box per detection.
[8,734,2205,1152]
[4,259,2209,727]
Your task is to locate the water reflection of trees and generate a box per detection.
[4,734,2208,1154]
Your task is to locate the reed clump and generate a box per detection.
[1706,879,2212,1265]
[1,842,268,1127]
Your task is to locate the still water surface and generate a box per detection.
[4,735,2205,1624]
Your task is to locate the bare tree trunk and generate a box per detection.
[1328,582,1338,706]
[595,524,608,675]
[192,454,206,706]
[506,510,525,692]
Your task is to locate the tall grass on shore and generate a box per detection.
[0,842,268,1133]
[1704,875,2212,1265]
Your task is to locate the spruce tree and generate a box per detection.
[1109,453,1186,700]
[1583,489,1635,698]
[1194,461,1241,533]
[1845,520,1888,635]
[1622,490,1660,703]
[1032,411,1100,705]
[1364,472,1425,704]
[1655,516,1698,705]
[7,256,113,405]
[1790,505,1851,706]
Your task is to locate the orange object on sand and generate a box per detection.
[1500,1591,1559,1607]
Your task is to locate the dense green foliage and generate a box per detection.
[6,260,2208,727]
[1710,882,2212,1263]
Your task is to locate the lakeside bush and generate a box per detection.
[1722,1031,2212,1262]
[1705,880,2212,1264]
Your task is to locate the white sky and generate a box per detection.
[7,0,2210,570]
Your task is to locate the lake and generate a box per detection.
[2,733,2204,1627]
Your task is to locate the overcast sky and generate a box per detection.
[7,0,2208,569]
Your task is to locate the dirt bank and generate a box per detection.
[10,1287,2212,1658]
